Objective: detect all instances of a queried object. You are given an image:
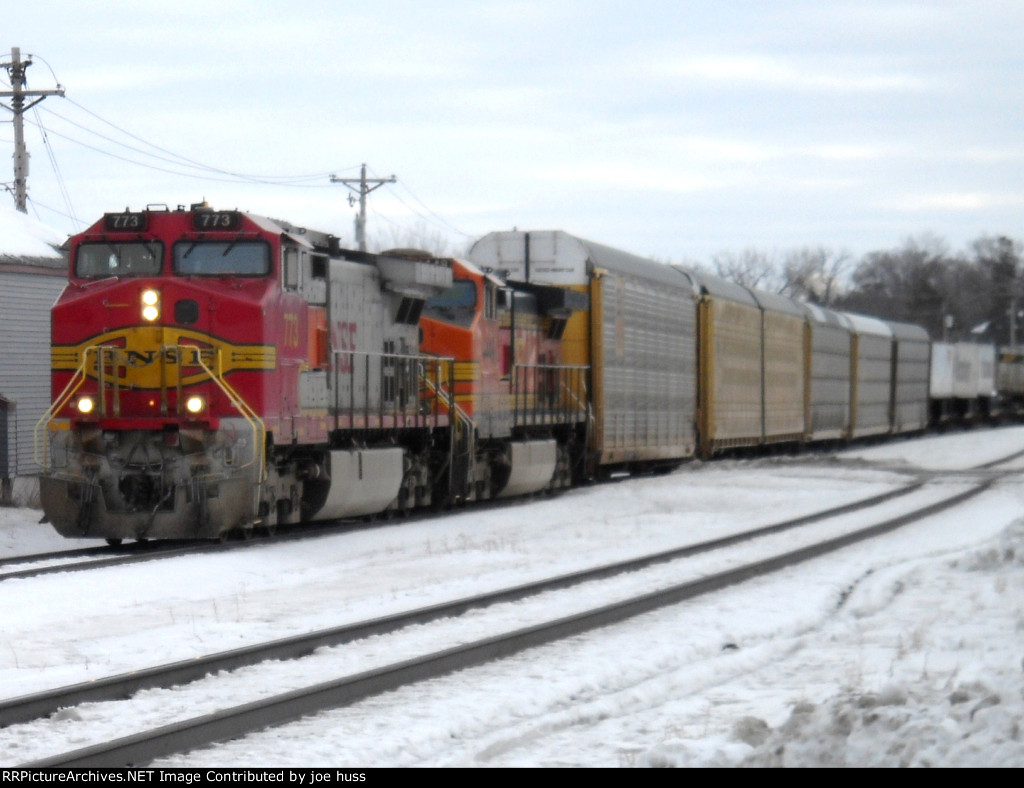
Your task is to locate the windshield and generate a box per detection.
[173,240,271,276]
[75,242,163,278]
[425,279,476,309]
[423,279,477,327]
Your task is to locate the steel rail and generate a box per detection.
[21,479,995,767]
[0,513,396,583]
[10,433,1022,584]
[0,544,114,569]
[0,479,929,729]
[0,537,252,583]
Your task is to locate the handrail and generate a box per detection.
[33,343,267,483]
[418,356,473,427]
[33,346,103,470]
[514,363,589,408]
[511,363,590,428]
[329,349,472,429]
[181,346,266,483]
[327,349,472,502]
[417,355,474,501]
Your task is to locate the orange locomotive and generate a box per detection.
[419,256,588,502]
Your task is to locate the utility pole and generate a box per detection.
[0,47,65,213]
[1010,296,1018,348]
[330,163,396,251]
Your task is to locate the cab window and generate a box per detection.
[75,241,162,278]
[173,240,271,276]
[423,279,477,327]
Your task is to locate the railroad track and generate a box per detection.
[10,461,1012,767]
[0,540,196,583]
[8,435,1023,585]
[0,483,597,583]
[0,517,392,583]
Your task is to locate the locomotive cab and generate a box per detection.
[39,209,289,540]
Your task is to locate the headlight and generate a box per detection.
[77,396,95,414]
[141,289,160,322]
[185,395,206,415]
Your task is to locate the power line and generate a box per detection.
[392,178,471,238]
[34,105,350,186]
[55,97,348,184]
[1,52,471,245]
[23,115,350,187]
[24,52,61,88]
[26,193,80,227]
[49,102,468,243]
[32,106,78,226]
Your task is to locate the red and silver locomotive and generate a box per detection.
[38,204,458,541]
[36,204,588,542]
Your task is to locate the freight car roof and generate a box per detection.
[686,269,759,307]
[743,286,805,317]
[841,311,893,337]
[572,236,698,291]
[802,302,850,328]
[469,230,697,292]
[886,319,931,342]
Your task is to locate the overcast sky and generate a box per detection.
[4,1,1023,263]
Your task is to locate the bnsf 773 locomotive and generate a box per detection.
[36,204,587,542]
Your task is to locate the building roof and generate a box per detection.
[0,203,68,274]
[0,204,65,253]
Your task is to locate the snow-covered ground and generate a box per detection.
[1,428,1023,767]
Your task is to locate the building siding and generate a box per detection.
[0,266,66,478]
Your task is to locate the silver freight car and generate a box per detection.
[802,304,853,441]
[748,287,806,445]
[887,319,931,434]
[843,313,894,438]
[469,230,699,473]
[688,271,765,455]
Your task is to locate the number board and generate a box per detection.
[192,211,242,231]
[103,212,148,231]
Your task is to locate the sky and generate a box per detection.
[2,1,1023,264]
[1,427,1023,767]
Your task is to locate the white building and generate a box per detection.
[0,206,67,505]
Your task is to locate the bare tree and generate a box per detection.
[710,248,784,292]
[372,221,460,257]
[695,232,1024,344]
[837,234,952,336]
[939,254,990,341]
[779,246,851,305]
[970,235,1023,345]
